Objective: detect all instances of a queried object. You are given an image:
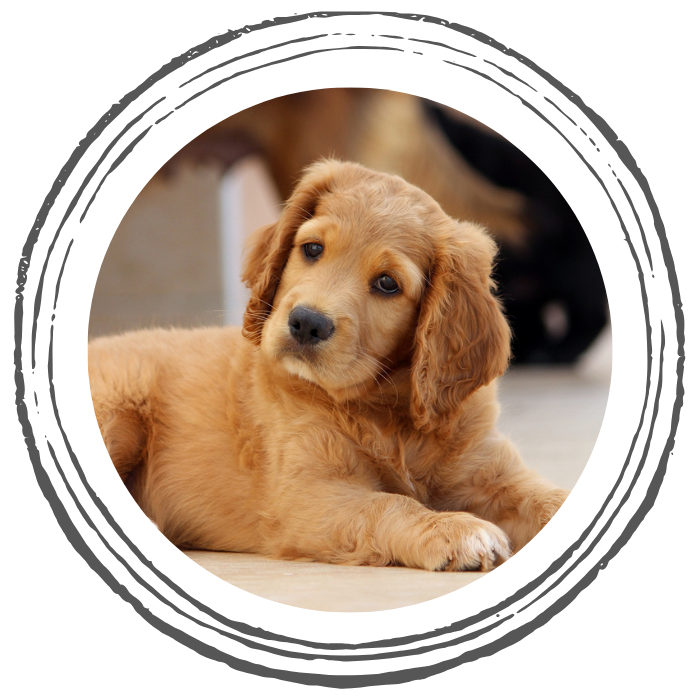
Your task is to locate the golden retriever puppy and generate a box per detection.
[89,160,568,571]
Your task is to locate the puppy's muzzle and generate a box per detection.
[288,306,335,345]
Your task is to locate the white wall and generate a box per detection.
[219,156,281,327]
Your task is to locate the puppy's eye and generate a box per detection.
[374,274,400,294]
[303,242,324,260]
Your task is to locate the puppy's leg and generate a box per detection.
[435,434,569,553]
[93,404,148,481]
[265,482,511,571]
[88,341,156,482]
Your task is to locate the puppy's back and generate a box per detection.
[88,325,251,479]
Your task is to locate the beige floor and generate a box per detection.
[185,550,487,612]
[184,364,610,612]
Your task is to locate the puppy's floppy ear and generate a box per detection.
[410,221,512,432]
[241,221,279,342]
[241,160,338,344]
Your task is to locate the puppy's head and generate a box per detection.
[242,160,511,430]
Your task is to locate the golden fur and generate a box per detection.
[89,160,568,571]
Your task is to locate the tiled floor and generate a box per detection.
[184,362,611,612]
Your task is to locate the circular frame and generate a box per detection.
[15,13,663,688]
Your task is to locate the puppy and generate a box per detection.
[89,160,568,571]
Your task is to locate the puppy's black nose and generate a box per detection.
[288,306,335,345]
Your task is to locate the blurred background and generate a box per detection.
[89,88,610,370]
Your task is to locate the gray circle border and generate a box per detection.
[15,12,656,688]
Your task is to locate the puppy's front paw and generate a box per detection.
[408,513,511,572]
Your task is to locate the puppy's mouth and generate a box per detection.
[278,338,322,364]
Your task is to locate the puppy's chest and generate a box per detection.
[356,426,450,501]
